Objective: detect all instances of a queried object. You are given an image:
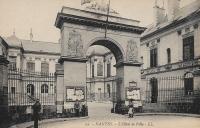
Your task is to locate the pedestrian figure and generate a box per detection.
[81,104,86,117]
[128,99,134,118]
[74,99,80,117]
[33,99,41,128]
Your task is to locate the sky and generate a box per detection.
[0,0,195,43]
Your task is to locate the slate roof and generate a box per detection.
[3,35,60,54]
[21,40,60,54]
[142,0,200,39]
[4,34,23,48]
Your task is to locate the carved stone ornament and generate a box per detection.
[126,39,138,62]
[84,0,118,14]
[67,30,84,57]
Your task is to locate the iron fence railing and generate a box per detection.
[7,67,56,125]
[142,76,200,114]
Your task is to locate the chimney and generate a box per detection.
[30,28,33,42]
[153,0,166,26]
[167,0,180,21]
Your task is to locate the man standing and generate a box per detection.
[33,99,41,128]
[74,99,80,117]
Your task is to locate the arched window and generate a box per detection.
[27,84,34,96]
[41,84,48,93]
[97,61,103,76]
[184,72,194,95]
[150,78,158,103]
[167,48,171,64]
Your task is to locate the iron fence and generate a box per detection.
[8,67,56,125]
[143,76,200,114]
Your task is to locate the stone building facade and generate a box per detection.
[86,48,116,101]
[140,0,200,104]
[2,33,60,116]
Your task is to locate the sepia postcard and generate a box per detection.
[0,0,200,128]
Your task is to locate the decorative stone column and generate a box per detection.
[0,55,9,127]
[55,64,64,114]
[114,62,142,114]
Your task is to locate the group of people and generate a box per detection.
[74,99,87,117]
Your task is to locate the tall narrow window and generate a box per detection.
[97,61,103,76]
[107,63,111,77]
[11,87,15,94]
[92,64,94,78]
[41,62,49,73]
[141,56,144,69]
[9,56,17,69]
[107,84,111,98]
[150,48,158,68]
[150,78,158,103]
[27,62,35,72]
[183,36,194,61]
[167,48,171,64]
[184,72,194,95]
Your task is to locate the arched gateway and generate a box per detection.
[55,6,145,113]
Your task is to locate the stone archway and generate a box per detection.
[55,6,145,113]
[86,37,125,64]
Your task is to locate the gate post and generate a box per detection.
[0,55,9,127]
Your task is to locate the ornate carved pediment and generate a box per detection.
[126,39,138,63]
[67,30,84,57]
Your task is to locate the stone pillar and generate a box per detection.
[55,64,64,114]
[0,55,9,127]
[115,62,141,114]
[56,57,87,114]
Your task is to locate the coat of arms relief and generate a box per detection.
[126,39,138,63]
[67,30,84,57]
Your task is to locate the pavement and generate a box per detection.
[10,102,200,128]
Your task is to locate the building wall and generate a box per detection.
[141,21,200,69]
[86,52,116,101]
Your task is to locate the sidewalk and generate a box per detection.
[9,116,89,128]
[125,113,200,118]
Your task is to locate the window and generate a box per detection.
[27,62,35,72]
[107,63,111,77]
[92,64,94,78]
[150,78,158,103]
[167,48,171,64]
[11,87,15,94]
[9,56,17,69]
[41,84,48,93]
[150,48,158,67]
[141,56,144,69]
[3,87,8,95]
[27,84,34,96]
[97,61,103,76]
[107,84,111,98]
[41,62,49,73]
[184,72,194,95]
[183,36,194,61]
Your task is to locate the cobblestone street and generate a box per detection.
[39,102,200,128]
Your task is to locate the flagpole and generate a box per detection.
[105,0,111,38]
